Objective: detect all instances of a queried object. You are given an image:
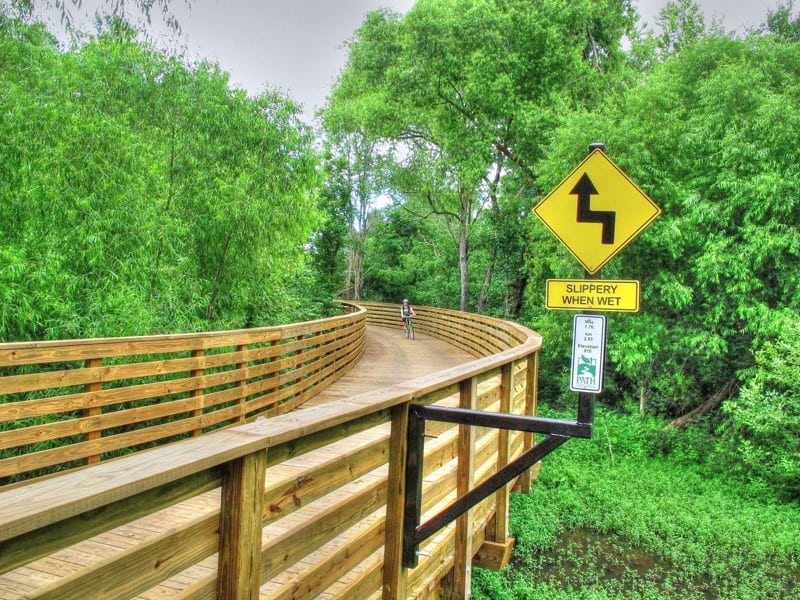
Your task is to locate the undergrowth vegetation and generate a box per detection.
[473,407,800,599]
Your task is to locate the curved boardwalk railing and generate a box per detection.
[0,303,543,599]
[0,304,366,485]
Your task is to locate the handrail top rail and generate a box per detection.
[0,304,541,544]
[0,382,415,542]
[0,303,366,359]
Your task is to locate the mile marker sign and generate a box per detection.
[533,149,661,274]
[570,314,606,393]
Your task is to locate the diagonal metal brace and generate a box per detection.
[402,404,592,568]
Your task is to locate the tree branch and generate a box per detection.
[666,377,739,429]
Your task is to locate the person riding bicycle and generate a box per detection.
[400,298,416,328]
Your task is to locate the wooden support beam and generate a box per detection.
[473,539,515,571]
[517,352,540,493]
[493,363,513,542]
[84,357,103,465]
[445,376,478,600]
[383,403,409,600]
[216,449,267,600]
[236,343,248,424]
[191,348,205,437]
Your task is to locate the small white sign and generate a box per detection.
[570,314,606,393]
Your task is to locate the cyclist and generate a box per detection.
[400,298,416,333]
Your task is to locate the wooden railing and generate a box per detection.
[356,301,531,357]
[0,303,366,486]
[0,303,543,599]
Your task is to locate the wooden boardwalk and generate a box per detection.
[0,325,475,600]
[305,325,475,404]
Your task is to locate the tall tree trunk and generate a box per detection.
[476,163,502,314]
[639,382,647,416]
[507,275,527,319]
[343,250,354,300]
[352,247,364,301]
[477,245,497,314]
[349,226,367,301]
[459,224,469,311]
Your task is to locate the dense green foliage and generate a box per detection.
[324,0,800,502]
[724,317,800,499]
[324,0,636,310]
[472,408,800,599]
[531,21,800,499]
[2,0,798,593]
[0,12,323,340]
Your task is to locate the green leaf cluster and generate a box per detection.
[723,313,800,499]
[0,12,321,340]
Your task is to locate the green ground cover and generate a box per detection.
[474,408,800,599]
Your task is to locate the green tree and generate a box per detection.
[327,0,636,311]
[0,12,321,339]
[764,1,800,41]
[308,154,353,300]
[723,313,800,500]
[317,129,389,301]
[364,200,461,307]
[655,0,708,54]
[531,21,800,494]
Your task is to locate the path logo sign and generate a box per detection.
[533,149,661,274]
[570,314,606,394]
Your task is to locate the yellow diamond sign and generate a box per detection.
[533,149,661,274]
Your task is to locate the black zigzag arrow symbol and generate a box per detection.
[571,173,616,245]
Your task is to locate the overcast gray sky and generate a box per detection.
[64,1,788,123]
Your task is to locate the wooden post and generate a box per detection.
[260,338,280,415]
[473,363,516,571]
[444,376,477,600]
[382,403,409,600]
[236,344,248,424]
[494,363,513,539]
[517,351,540,493]
[84,358,103,465]
[191,349,204,437]
[216,449,267,600]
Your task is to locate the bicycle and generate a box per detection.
[403,316,415,340]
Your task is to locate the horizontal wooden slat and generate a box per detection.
[0,305,369,483]
[0,313,364,368]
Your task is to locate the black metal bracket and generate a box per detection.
[402,396,594,568]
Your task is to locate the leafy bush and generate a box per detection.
[0,13,322,341]
[721,314,800,501]
[473,407,800,599]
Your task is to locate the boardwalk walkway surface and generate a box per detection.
[305,324,475,405]
[0,325,475,600]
